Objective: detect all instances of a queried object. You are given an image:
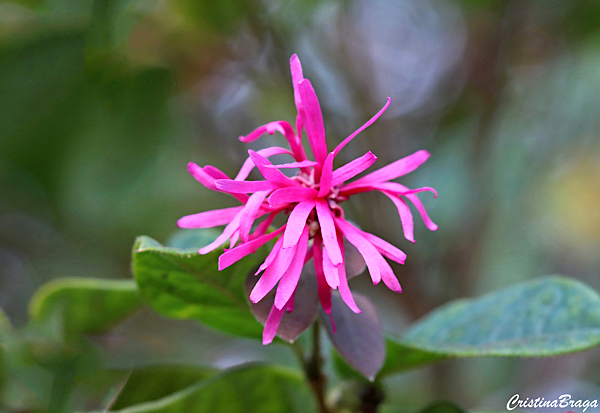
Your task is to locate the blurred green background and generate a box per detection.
[1,0,600,411]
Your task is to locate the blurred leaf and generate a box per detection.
[111,365,216,410]
[90,364,316,413]
[372,339,449,378]
[245,262,319,343]
[132,235,268,339]
[28,277,142,336]
[404,276,600,355]
[321,292,384,381]
[419,401,466,413]
[87,0,158,51]
[174,0,255,34]
[166,228,220,250]
[379,277,600,377]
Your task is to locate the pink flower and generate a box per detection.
[178,54,437,344]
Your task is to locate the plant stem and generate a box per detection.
[306,322,329,413]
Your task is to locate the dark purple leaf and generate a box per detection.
[344,239,366,279]
[245,262,319,343]
[320,292,384,380]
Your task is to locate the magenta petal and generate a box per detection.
[250,240,297,303]
[359,230,407,264]
[239,191,270,243]
[317,153,334,198]
[330,151,378,187]
[315,199,343,265]
[380,266,402,293]
[322,246,340,289]
[250,211,278,239]
[262,304,286,345]
[342,181,437,197]
[405,193,438,231]
[187,162,217,190]
[313,236,332,314]
[374,183,438,198]
[290,54,304,113]
[349,149,430,186]
[265,160,318,169]
[248,150,300,187]
[334,218,385,285]
[332,98,391,157]
[274,225,309,309]
[229,230,240,248]
[239,121,306,162]
[198,210,242,255]
[235,147,293,181]
[268,121,308,162]
[215,179,278,194]
[298,79,328,165]
[239,123,269,143]
[337,234,361,313]
[282,200,315,248]
[177,206,244,229]
[382,192,415,243]
[256,236,284,275]
[219,226,285,270]
[269,187,317,206]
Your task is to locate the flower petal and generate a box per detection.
[332,98,391,157]
[298,79,328,165]
[382,192,415,243]
[315,199,343,265]
[335,218,385,285]
[313,235,333,315]
[274,225,309,309]
[250,240,298,303]
[268,187,317,206]
[262,303,286,345]
[188,162,248,203]
[249,150,300,187]
[375,182,438,231]
[282,200,315,248]
[337,234,361,313]
[265,160,318,169]
[317,153,334,198]
[198,210,243,255]
[215,179,278,194]
[340,181,437,197]
[347,149,430,187]
[239,191,270,243]
[239,121,307,163]
[405,192,438,231]
[330,151,378,187]
[290,54,304,114]
[290,54,305,137]
[177,206,244,229]
[250,211,279,239]
[256,236,284,275]
[322,245,340,289]
[235,147,293,181]
[358,230,407,264]
[219,225,286,270]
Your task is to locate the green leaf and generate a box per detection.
[28,277,142,336]
[111,365,216,410]
[131,235,268,339]
[380,276,600,377]
[376,339,449,378]
[92,364,316,413]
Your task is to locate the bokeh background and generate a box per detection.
[1,0,600,411]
